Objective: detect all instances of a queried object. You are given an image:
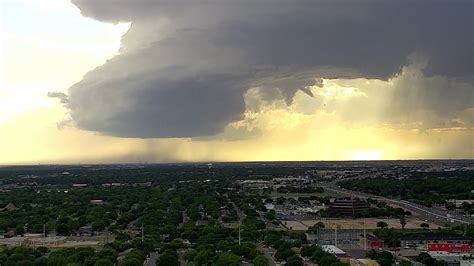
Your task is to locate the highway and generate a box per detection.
[321,183,472,225]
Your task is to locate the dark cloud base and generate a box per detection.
[65,0,473,138]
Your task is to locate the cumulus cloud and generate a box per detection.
[65,0,473,138]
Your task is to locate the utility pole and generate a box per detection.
[317,227,320,245]
[238,223,241,246]
[43,224,46,238]
[335,225,338,247]
[350,225,353,251]
[141,223,144,242]
[363,221,367,251]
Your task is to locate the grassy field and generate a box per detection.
[222,222,241,229]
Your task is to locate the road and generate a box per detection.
[257,243,277,266]
[144,252,159,266]
[177,249,186,266]
[321,183,472,225]
[230,201,247,223]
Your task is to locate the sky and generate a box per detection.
[0,0,472,164]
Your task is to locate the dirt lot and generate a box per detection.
[284,218,440,231]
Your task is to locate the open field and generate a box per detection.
[284,218,441,231]
[54,241,101,248]
[222,222,240,229]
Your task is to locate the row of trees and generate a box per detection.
[337,171,474,207]
[0,246,119,266]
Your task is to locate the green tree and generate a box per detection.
[55,223,69,236]
[399,216,407,230]
[375,251,393,266]
[119,258,141,266]
[286,255,303,266]
[301,245,318,257]
[253,255,268,266]
[377,221,388,229]
[367,250,393,266]
[420,223,430,229]
[264,211,276,220]
[416,252,436,265]
[157,252,178,266]
[47,254,67,266]
[33,257,48,266]
[36,247,49,254]
[94,259,113,266]
[274,248,294,262]
[233,242,257,259]
[318,255,339,266]
[194,250,212,265]
[215,252,241,266]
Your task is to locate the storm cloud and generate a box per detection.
[66,0,473,138]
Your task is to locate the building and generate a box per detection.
[132,182,152,187]
[306,230,360,246]
[322,245,346,256]
[72,225,93,237]
[461,260,474,266]
[427,243,470,253]
[328,198,369,216]
[71,183,87,188]
[24,236,66,247]
[400,234,472,249]
[366,234,384,248]
[0,202,18,212]
[3,228,16,238]
[0,236,24,247]
[239,180,272,190]
[447,199,474,208]
[350,258,380,266]
[428,251,472,266]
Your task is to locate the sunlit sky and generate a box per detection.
[0,0,472,164]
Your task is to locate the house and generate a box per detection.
[350,258,380,266]
[90,199,104,205]
[4,228,16,238]
[71,183,87,188]
[74,225,94,237]
[2,202,18,211]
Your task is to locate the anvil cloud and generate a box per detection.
[64,0,473,138]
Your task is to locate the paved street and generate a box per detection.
[144,252,159,266]
[178,249,186,266]
[257,243,277,266]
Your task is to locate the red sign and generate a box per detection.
[368,240,384,248]
[427,243,470,253]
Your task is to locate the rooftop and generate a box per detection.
[400,233,472,241]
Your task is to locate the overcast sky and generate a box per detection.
[0,0,472,164]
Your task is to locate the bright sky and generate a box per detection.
[1,0,128,122]
[0,0,472,164]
